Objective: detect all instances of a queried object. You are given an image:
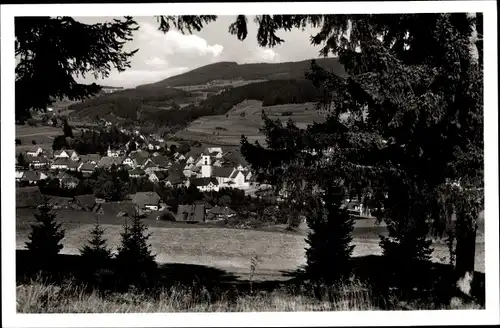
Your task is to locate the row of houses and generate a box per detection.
[16,186,237,223]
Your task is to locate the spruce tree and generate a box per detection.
[305,189,355,283]
[79,218,112,270]
[115,211,157,288]
[25,203,65,271]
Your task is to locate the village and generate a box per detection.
[14,124,271,224]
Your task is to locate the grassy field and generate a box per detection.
[175,100,325,145]
[15,125,62,145]
[15,207,485,280]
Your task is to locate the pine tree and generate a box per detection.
[25,203,65,271]
[115,211,157,288]
[79,217,112,270]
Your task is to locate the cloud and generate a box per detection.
[244,47,281,63]
[145,57,168,67]
[139,22,224,58]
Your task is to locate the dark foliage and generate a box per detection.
[15,16,139,123]
[79,218,113,285]
[25,204,65,272]
[115,213,157,289]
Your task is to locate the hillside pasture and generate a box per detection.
[15,125,64,153]
[176,100,325,145]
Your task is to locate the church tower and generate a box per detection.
[201,154,212,178]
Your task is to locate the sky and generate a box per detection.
[73,16,323,88]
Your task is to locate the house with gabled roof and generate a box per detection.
[80,153,101,164]
[185,147,204,164]
[20,170,47,184]
[213,166,236,186]
[143,161,159,175]
[131,191,161,211]
[27,155,50,169]
[54,149,79,161]
[51,157,71,170]
[73,194,98,212]
[229,169,249,189]
[148,170,167,183]
[129,167,145,178]
[66,160,81,172]
[164,171,189,188]
[190,177,219,192]
[57,172,79,189]
[151,155,170,170]
[206,206,237,221]
[134,156,151,168]
[98,156,123,170]
[78,162,97,177]
[122,156,136,168]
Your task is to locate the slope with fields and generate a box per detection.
[175,100,325,145]
[64,58,341,126]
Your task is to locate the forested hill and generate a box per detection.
[68,58,341,126]
[139,57,345,88]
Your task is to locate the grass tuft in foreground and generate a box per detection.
[16,276,482,313]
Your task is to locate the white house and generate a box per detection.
[54,149,79,161]
[107,146,120,157]
[26,146,43,157]
[207,147,223,155]
[122,157,135,168]
[229,169,249,189]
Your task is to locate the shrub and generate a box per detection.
[16,138,22,145]
[32,140,37,145]
[281,111,293,117]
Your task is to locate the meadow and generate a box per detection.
[175,100,325,145]
[15,207,485,280]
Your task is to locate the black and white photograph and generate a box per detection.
[1,1,499,327]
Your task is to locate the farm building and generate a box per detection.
[164,171,189,188]
[51,157,71,170]
[79,162,97,176]
[79,153,101,164]
[131,191,161,212]
[27,155,50,169]
[206,206,237,221]
[20,170,47,184]
[16,186,44,208]
[176,204,205,223]
[73,194,99,212]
